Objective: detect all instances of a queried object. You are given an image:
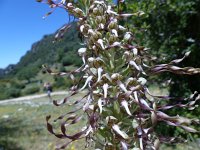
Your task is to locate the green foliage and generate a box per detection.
[53,76,72,89]
[0,83,9,100]
[17,66,39,82]
[61,52,82,66]
[23,86,40,95]
[0,80,25,100]
[0,95,88,150]
[123,0,200,95]
[6,87,21,98]
[122,0,200,139]
[12,81,26,90]
[0,98,199,150]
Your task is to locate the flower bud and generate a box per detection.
[98,23,104,29]
[96,57,104,65]
[101,73,112,83]
[78,48,87,56]
[92,45,98,51]
[96,5,104,15]
[108,20,118,30]
[132,48,138,56]
[89,30,102,41]
[106,116,118,126]
[108,35,117,44]
[87,57,104,68]
[97,39,105,50]
[88,29,95,36]
[107,5,118,15]
[67,3,73,9]
[80,24,90,35]
[137,77,147,85]
[111,29,118,37]
[126,77,137,86]
[88,57,95,66]
[123,51,133,61]
[92,7,99,15]
[118,25,127,31]
[154,139,160,150]
[73,8,84,17]
[96,16,106,25]
[93,57,104,68]
[124,32,132,41]
[111,73,123,82]
[129,60,140,71]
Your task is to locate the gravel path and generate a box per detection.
[0,91,68,104]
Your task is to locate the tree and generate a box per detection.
[17,66,38,83]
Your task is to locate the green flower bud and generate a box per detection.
[97,39,105,50]
[96,16,106,25]
[111,73,123,82]
[108,35,117,44]
[108,20,118,30]
[125,77,137,86]
[80,24,90,35]
[123,51,133,62]
[101,73,112,83]
[73,8,84,17]
[87,57,95,67]
[93,7,99,15]
[96,5,104,15]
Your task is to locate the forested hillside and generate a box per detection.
[0,22,81,100]
[10,22,81,78]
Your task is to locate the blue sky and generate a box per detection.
[0,0,69,69]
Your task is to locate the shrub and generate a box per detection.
[53,76,72,89]
[6,87,21,98]
[0,88,9,100]
[12,81,26,89]
[23,86,40,95]
[61,52,82,66]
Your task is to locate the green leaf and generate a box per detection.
[113,101,120,114]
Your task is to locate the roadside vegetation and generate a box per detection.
[0,95,88,150]
[0,94,199,150]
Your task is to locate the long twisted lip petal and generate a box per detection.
[97,67,103,82]
[97,39,105,50]
[112,124,129,139]
[129,60,140,71]
[121,100,132,116]
[98,99,103,114]
[79,76,93,91]
[117,80,128,92]
[103,83,109,99]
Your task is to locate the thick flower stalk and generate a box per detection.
[38,0,200,149]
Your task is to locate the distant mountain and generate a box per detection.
[0,64,16,77]
[0,69,4,77]
[1,22,81,79]
[0,22,83,100]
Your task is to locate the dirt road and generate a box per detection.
[0,91,68,104]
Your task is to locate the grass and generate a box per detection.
[0,91,199,150]
[0,94,91,150]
